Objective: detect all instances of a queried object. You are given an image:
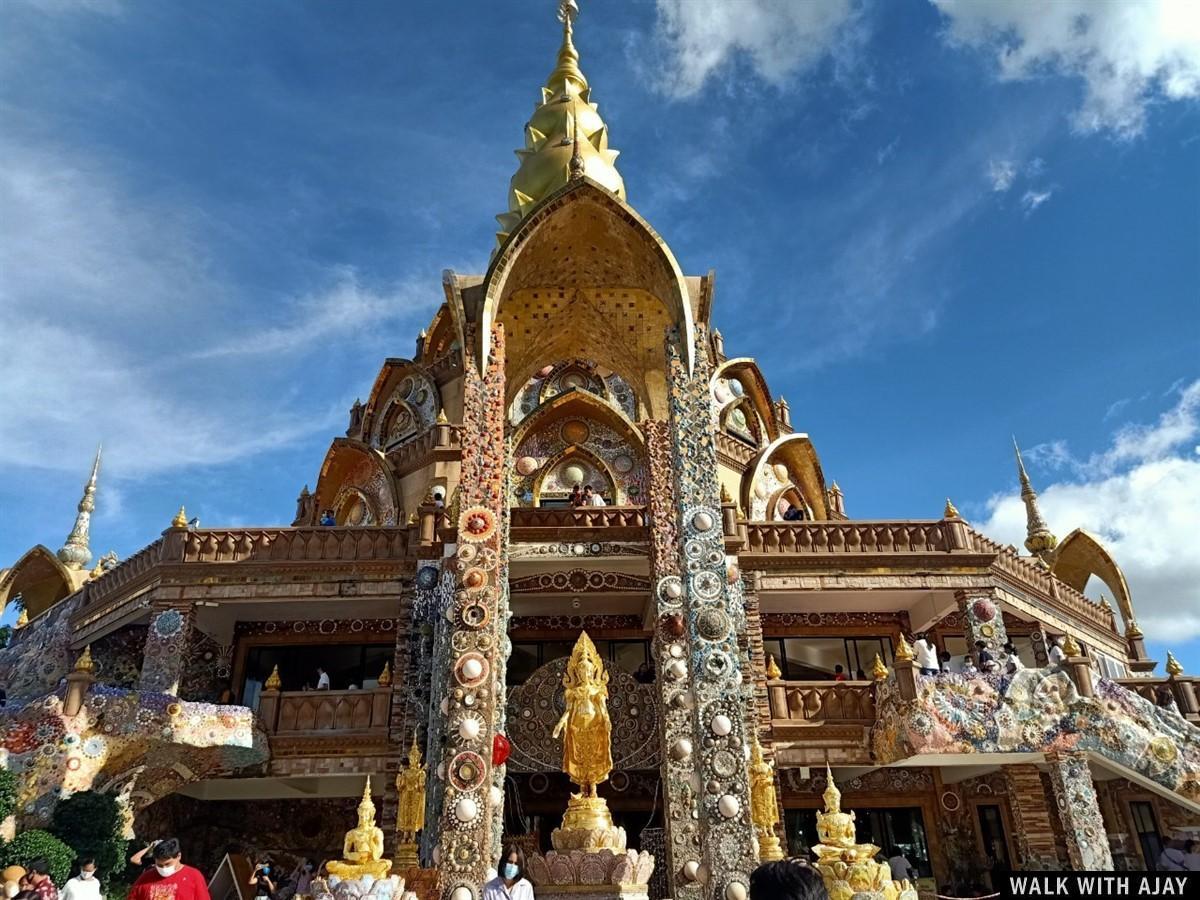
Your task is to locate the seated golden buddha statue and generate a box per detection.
[326,778,393,880]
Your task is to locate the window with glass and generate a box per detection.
[507,639,651,684]
[763,636,894,680]
[240,643,393,709]
[1129,800,1163,870]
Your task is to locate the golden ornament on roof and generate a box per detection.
[871,653,889,681]
[74,645,94,674]
[894,634,914,662]
[765,653,782,680]
[264,665,282,691]
[1061,634,1082,657]
[377,662,392,687]
[1166,651,1184,677]
[171,506,188,529]
[943,497,960,519]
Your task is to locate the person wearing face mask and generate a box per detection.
[60,860,100,900]
[127,839,211,900]
[482,845,533,900]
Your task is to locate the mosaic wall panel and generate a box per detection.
[91,624,148,689]
[505,657,659,773]
[1047,753,1114,870]
[509,541,646,560]
[181,629,230,703]
[139,606,195,695]
[510,614,643,632]
[420,565,453,866]
[334,456,398,526]
[508,570,650,595]
[510,360,637,424]
[512,416,646,506]
[0,595,81,702]
[661,332,757,900]
[873,668,1200,801]
[372,370,439,449]
[235,618,400,639]
[432,327,511,900]
[958,591,1008,654]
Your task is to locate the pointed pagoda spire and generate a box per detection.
[58,445,101,570]
[1013,437,1057,561]
[494,0,625,246]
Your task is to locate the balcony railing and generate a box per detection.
[766,679,877,726]
[744,521,961,556]
[507,505,648,541]
[257,687,391,743]
[1115,676,1200,722]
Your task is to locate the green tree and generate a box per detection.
[0,830,77,885]
[49,792,128,888]
[0,769,17,822]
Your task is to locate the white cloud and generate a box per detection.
[932,0,1200,137]
[978,380,1200,641]
[988,158,1017,191]
[1020,187,1053,213]
[651,0,861,98]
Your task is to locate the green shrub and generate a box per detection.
[49,792,128,887]
[0,829,77,885]
[0,769,17,822]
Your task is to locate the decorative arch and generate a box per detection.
[312,439,400,526]
[424,302,462,359]
[1052,529,1136,631]
[360,360,441,449]
[0,545,80,620]
[765,484,811,521]
[743,433,829,521]
[533,445,618,506]
[719,398,765,447]
[478,179,695,378]
[711,357,779,443]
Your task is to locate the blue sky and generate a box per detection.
[2,1,1198,669]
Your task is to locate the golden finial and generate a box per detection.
[264,664,282,691]
[407,512,418,526]
[895,634,914,662]
[870,653,888,681]
[1013,437,1057,560]
[16,607,29,629]
[377,661,392,687]
[436,407,449,425]
[765,653,782,680]
[720,483,732,504]
[1061,634,1081,657]
[74,645,94,673]
[943,497,960,519]
[1166,652,1184,677]
[171,506,188,528]
[1126,619,1143,639]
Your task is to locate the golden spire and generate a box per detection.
[58,445,101,570]
[1061,633,1081,657]
[943,497,960,519]
[765,653,782,679]
[171,506,188,529]
[870,653,888,681]
[74,645,94,674]
[264,664,282,691]
[377,661,392,687]
[436,407,449,425]
[895,633,914,662]
[1166,651,1184,677]
[1013,437,1057,561]
[1126,619,1144,639]
[494,0,625,246]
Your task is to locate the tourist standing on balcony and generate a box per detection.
[316,667,330,690]
[319,509,336,526]
[974,641,998,674]
[60,860,99,900]
[482,845,534,900]
[26,862,57,900]
[912,634,939,676]
[833,665,847,682]
[1003,641,1024,674]
[127,840,210,900]
[568,484,584,507]
[584,485,606,507]
[1048,636,1067,667]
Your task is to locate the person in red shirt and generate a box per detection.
[27,860,58,900]
[127,840,210,900]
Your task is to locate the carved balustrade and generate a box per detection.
[765,679,877,727]
[1115,676,1200,722]
[744,520,957,556]
[506,505,648,541]
[258,687,392,744]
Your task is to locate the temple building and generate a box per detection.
[1,5,1198,899]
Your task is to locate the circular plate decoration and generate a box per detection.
[688,508,719,534]
[398,376,415,398]
[612,454,635,474]
[561,463,586,487]
[516,456,539,476]
[1149,735,1178,764]
[457,543,477,562]
[971,598,997,622]
[657,576,684,605]
[449,751,487,791]
[416,566,439,589]
[461,567,488,592]
[773,463,789,482]
[696,609,730,641]
[691,570,723,601]
[980,623,995,638]
[459,601,491,630]
[729,379,745,397]
[153,609,185,639]
[713,381,732,404]
[529,772,550,794]
[711,749,738,778]
[610,771,631,792]
[684,540,706,560]
[560,420,591,445]
[455,652,490,688]
[753,481,768,500]
[940,791,961,812]
[459,507,496,542]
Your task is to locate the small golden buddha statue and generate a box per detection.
[326,778,393,880]
[749,736,784,861]
[394,735,426,869]
[812,767,916,900]
[550,632,626,852]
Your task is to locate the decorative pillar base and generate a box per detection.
[527,850,655,900]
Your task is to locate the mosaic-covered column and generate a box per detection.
[644,419,702,900]
[433,327,510,900]
[419,564,453,866]
[382,586,418,852]
[138,604,195,695]
[956,590,1008,656]
[1003,764,1061,869]
[663,333,757,900]
[1047,753,1113,870]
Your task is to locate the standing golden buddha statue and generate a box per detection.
[749,736,785,861]
[394,735,426,869]
[550,631,626,851]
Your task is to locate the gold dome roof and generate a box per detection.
[495,1,625,246]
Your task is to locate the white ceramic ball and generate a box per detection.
[682,861,701,882]
[672,738,693,760]
[693,511,715,532]
[462,657,484,680]
[718,795,740,818]
[459,718,480,740]
[711,714,732,736]
[456,796,478,822]
[668,660,687,680]
[450,888,473,900]
[665,580,683,599]
[726,882,748,900]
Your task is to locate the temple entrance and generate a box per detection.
[785,806,934,879]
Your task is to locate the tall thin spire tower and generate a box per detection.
[1013,437,1057,562]
[57,445,101,570]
